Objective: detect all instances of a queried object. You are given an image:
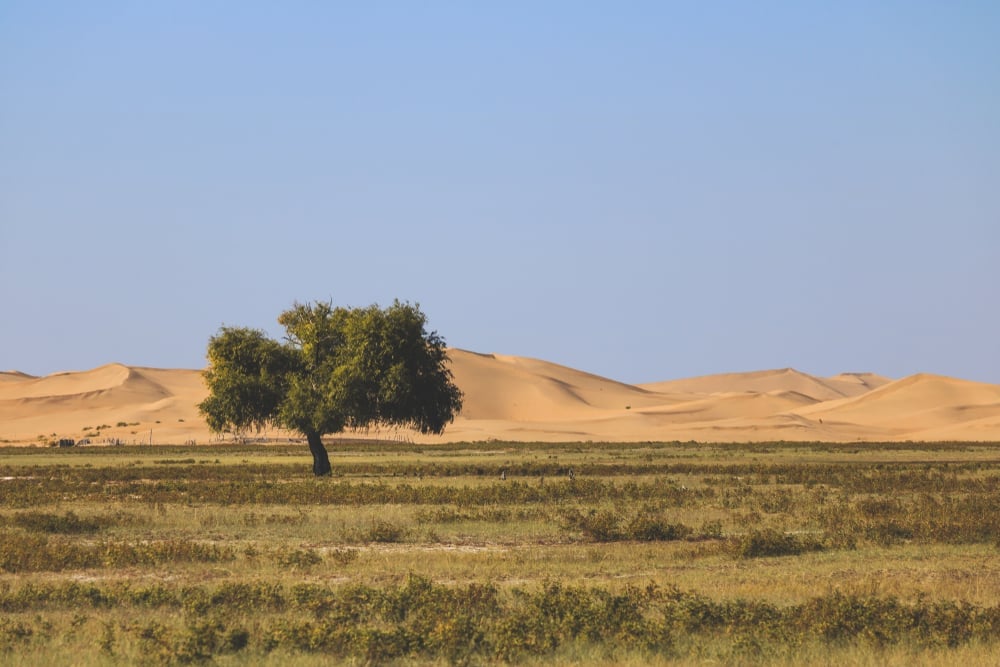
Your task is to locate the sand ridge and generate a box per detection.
[791,374,1000,434]
[1,350,999,444]
[638,368,890,402]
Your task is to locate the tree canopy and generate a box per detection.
[199,301,463,475]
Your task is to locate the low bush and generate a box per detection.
[728,528,826,558]
[0,530,235,573]
[817,493,1000,547]
[9,511,106,534]
[352,519,408,543]
[561,507,695,543]
[1,578,999,662]
[274,548,323,569]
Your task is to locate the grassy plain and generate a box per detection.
[1,440,999,665]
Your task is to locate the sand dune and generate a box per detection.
[638,368,884,402]
[634,390,818,424]
[0,364,167,402]
[0,371,37,383]
[0,365,206,445]
[448,350,676,421]
[824,372,893,397]
[792,374,1000,435]
[1,351,999,445]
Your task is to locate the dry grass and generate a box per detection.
[1,440,999,664]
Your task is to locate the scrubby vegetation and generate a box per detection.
[0,440,999,664]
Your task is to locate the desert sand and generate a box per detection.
[2,349,1000,445]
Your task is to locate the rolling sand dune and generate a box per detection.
[0,364,166,402]
[792,374,1000,435]
[447,350,676,420]
[634,390,818,423]
[0,365,206,444]
[1,350,999,445]
[639,368,890,402]
[0,371,37,383]
[824,372,893,396]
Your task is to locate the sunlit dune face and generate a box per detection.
[2,353,1000,445]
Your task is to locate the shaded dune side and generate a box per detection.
[0,371,37,382]
[824,372,893,396]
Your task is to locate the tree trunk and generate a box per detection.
[306,431,332,476]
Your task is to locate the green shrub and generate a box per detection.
[329,548,359,566]
[274,548,323,569]
[564,508,623,542]
[729,529,826,558]
[0,530,235,573]
[625,514,693,542]
[0,617,34,651]
[355,520,407,543]
[562,507,696,543]
[2,578,1000,661]
[10,511,105,535]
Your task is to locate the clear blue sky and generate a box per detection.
[2,2,998,384]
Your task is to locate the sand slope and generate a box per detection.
[792,374,1000,436]
[1,350,999,444]
[0,365,207,444]
[448,350,677,420]
[825,372,894,397]
[639,368,891,402]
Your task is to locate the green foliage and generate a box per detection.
[199,327,293,436]
[199,301,463,474]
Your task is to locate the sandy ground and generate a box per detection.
[2,349,1000,445]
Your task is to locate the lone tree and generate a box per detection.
[198,300,463,475]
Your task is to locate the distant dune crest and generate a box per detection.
[1,350,999,444]
[638,367,892,402]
